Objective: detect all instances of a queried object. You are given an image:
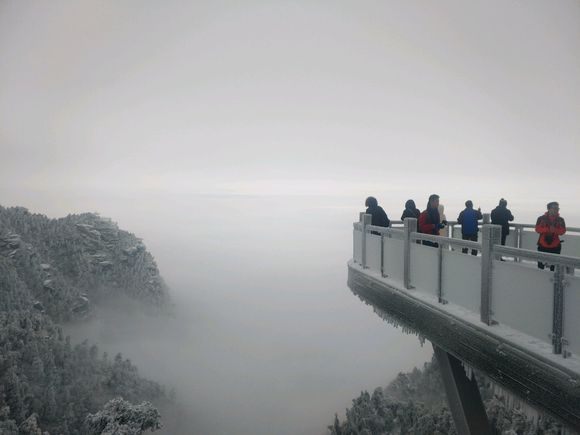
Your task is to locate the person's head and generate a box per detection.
[547,201,559,216]
[365,196,378,208]
[499,198,507,207]
[405,199,416,210]
[465,200,473,209]
[427,194,439,210]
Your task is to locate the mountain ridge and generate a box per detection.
[0,205,171,434]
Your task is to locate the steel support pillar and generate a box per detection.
[433,345,492,435]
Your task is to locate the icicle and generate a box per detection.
[460,361,474,381]
[351,289,426,347]
[488,377,543,429]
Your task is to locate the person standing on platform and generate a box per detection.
[401,199,420,221]
[365,197,390,234]
[457,200,483,255]
[437,204,449,237]
[491,198,514,246]
[418,194,445,247]
[535,202,566,271]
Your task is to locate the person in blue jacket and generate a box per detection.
[457,200,483,255]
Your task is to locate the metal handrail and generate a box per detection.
[494,245,580,268]
[450,221,580,233]
[411,232,481,251]
[392,219,580,233]
[352,214,580,358]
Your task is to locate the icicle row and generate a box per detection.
[352,290,426,346]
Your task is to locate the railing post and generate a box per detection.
[552,264,565,355]
[360,213,372,269]
[404,218,417,289]
[480,224,501,325]
[514,225,522,262]
[380,232,385,277]
[437,244,444,303]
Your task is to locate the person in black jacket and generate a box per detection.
[401,199,420,221]
[365,197,390,232]
[490,198,514,245]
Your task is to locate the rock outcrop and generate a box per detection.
[0,206,170,321]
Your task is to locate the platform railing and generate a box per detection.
[389,219,580,258]
[352,215,580,358]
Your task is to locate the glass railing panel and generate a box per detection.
[561,233,580,257]
[504,232,518,247]
[365,234,382,273]
[410,243,439,297]
[441,250,482,313]
[353,229,362,264]
[564,274,580,357]
[383,237,404,283]
[521,230,539,251]
[492,260,553,345]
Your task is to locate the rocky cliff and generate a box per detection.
[0,205,170,434]
[0,206,170,321]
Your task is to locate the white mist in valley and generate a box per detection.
[60,192,432,435]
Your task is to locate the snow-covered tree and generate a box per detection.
[85,397,161,435]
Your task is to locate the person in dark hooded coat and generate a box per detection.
[365,196,390,229]
[401,200,420,221]
[490,198,514,245]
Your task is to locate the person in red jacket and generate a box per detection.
[418,194,446,247]
[535,201,566,271]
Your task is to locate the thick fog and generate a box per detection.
[48,192,432,435]
[1,1,580,434]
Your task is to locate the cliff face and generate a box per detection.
[0,206,170,321]
[0,206,169,434]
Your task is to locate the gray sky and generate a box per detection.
[1,0,579,214]
[2,3,580,434]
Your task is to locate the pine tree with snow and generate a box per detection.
[85,397,161,435]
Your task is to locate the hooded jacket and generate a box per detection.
[366,205,390,228]
[401,200,420,220]
[535,212,566,249]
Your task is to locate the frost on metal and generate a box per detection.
[490,382,539,424]
[461,360,474,381]
[353,290,426,345]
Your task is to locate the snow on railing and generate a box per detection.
[352,214,580,359]
[389,219,580,258]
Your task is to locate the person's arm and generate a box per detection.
[457,211,464,224]
[535,217,550,234]
[476,209,483,220]
[508,210,514,221]
[555,218,566,236]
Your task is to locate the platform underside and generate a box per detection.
[348,264,580,431]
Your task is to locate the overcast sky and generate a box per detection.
[1,0,579,212]
[1,3,579,433]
